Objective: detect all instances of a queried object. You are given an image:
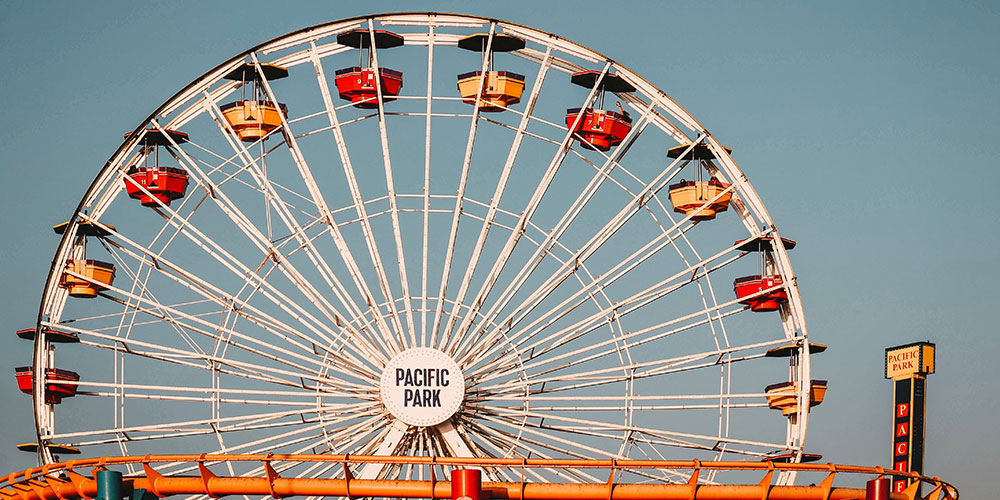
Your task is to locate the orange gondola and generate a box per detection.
[59,259,115,298]
[220,63,288,141]
[666,142,734,220]
[456,33,526,112]
[764,380,828,415]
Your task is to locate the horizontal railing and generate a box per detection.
[1,454,957,500]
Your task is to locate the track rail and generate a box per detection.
[1,454,956,500]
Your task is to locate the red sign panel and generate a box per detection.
[891,376,926,496]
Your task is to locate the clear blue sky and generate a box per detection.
[1,1,997,497]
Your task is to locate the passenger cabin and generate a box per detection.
[220,63,289,142]
[566,71,635,151]
[733,274,787,311]
[764,380,828,416]
[15,367,81,404]
[667,143,733,220]
[123,128,190,207]
[59,259,115,298]
[335,29,404,108]
[733,232,795,311]
[456,33,526,112]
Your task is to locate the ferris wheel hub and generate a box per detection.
[379,348,465,427]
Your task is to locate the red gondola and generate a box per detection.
[15,367,81,404]
[335,29,404,108]
[733,274,788,311]
[566,71,635,151]
[125,166,189,207]
[123,128,190,207]
[565,107,633,151]
[335,67,404,108]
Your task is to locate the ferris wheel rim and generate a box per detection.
[30,11,812,483]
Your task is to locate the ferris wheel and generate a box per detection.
[20,12,821,488]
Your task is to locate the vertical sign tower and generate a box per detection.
[884,341,935,494]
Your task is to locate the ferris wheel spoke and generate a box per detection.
[91,270,372,386]
[418,26,436,348]
[462,225,684,371]
[442,46,554,358]
[93,177,389,371]
[234,411,386,457]
[433,25,515,354]
[357,419,409,479]
[479,336,783,396]
[451,101,658,361]
[309,41,415,350]
[154,418,384,480]
[458,418,601,482]
[434,62,612,354]
[48,403,355,441]
[252,53,404,354]
[66,331,325,393]
[461,140,707,369]
[482,406,787,453]
[157,120,384,353]
[480,390,767,405]
[468,248,746,379]
[427,30,502,351]
[475,293,742,385]
[442,426,516,483]
[99,242,211,359]
[160,412,387,480]
[455,94,659,339]
[61,318,372,395]
[472,411,626,465]
[477,418,674,485]
[193,109,391,355]
[75,386,357,408]
[643,186,735,353]
[363,30,418,348]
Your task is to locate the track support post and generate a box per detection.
[95,471,121,500]
[452,469,485,500]
[866,478,889,500]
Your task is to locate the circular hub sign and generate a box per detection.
[379,348,465,427]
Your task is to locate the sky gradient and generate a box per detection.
[1,1,997,497]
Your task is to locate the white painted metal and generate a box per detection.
[28,12,812,489]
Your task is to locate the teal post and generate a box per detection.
[96,470,123,500]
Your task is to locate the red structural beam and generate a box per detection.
[1,454,957,500]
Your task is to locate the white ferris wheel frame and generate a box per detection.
[28,12,812,487]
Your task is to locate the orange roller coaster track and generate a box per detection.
[1,454,957,500]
